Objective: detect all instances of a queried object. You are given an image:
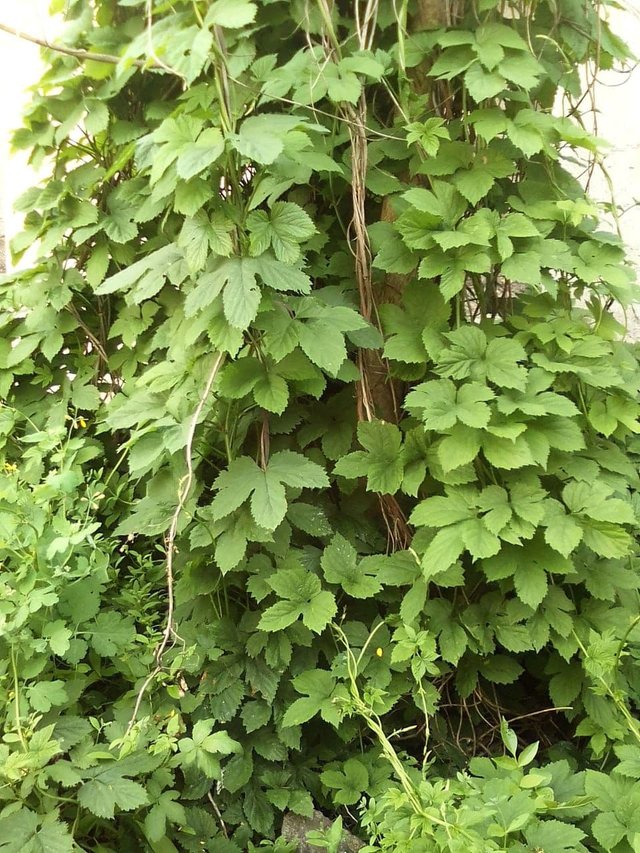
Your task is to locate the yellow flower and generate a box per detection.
[78,416,87,428]
[375,647,383,658]
[3,463,17,473]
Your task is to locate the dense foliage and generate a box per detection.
[1,0,640,850]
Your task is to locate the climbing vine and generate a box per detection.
[1,0,639,850]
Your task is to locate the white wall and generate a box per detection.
[586,3,640,268]
[0,1,62,262]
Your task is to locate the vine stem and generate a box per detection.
[10,647,27,751]
[126,352,225,735]
[0,21,156,69]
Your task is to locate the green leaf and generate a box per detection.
[240,700,271,733]
[524,819,585,852]
[591,811,626,850]
[406,116,450,156]
[614,745,640,779]
[298,321,347,375]
[212,451,329,531]
[251,470,287,530]
[282,670,337,727]
[406,379,494,430]
[179,211,233,272]
[411,489,477,528]
[90,611,136,656]
[581,519,632,558]
[0,809,75,853]
[437,425,481,472]
[287,502,332,536]
[453,166,496,203]
[334,420,403,494]
[79,767,149,819]
[468,107,508,141]
[220,257,261,329]
[436,326,527,390]
[26,679,68,713]
[252,252,313,294]
[498,54,543,90]
[481,655,523,684]
[321,534,382,598]
[326,66,361,103]
[502,250,542,286]
[340,52,386,80]
[232,114,304,164]
[513,563,548,608]
[247,202,315,264]
[421,525,466,576]
[460,518,500,559]
[218,358,263,398]
[253,369,289,414]
[321,758,369,805]
[429,46,476,80]
[174,177,212,216]
[544,512,583,557]
[464,63,506,100]
[483,433,534,470]
[103,197,137,244]
[259,565,336,634]
[439,622,468,665]
[96,245,181,297]
[43,620,72,656]
[85,242,110,288]
[176,127,225,180]
[205,0,257,28]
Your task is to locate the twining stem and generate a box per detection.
[10,647,28,751]
[127,352,225,734]
[0,21,150,68]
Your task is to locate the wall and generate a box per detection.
[0,1,60,271]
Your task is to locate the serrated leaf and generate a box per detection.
[89,611,136,656]
[544,512,583,557]
[253,370,289,414]
[614,745,640,779]
[179,211,233,272]
[321,534,382,598]
[481,655,523,684]
[438,425,481,472]
[298,321,347,375]
[0,810,75,853]
[591,811,626,849]
[421,525,466,576]
[176,127,224,180]
[247,202,315,264]
[220,257,261,329]
[406,379,494,430]
[96,244,181,296]
[79,774,148,819]
[464,63,506,100]
[26,680,67,713]
[523,819,585,852]
[513,563,548,607]
[283,670,336,727]
[334,420,403,495]
[206,0,257,28]
[259,564,336,633]
[439,622,468,664]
